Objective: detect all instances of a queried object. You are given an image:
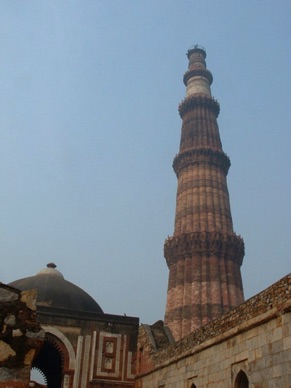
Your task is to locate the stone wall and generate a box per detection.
[0,284,44,388]
[136,274,291,387]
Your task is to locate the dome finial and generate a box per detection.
[47,262,57,269]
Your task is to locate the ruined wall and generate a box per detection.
[0,284,44,388]
[136,274,291,387]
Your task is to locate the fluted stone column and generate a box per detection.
[164,46,244,341]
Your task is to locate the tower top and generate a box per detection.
[186,44,206,59]
[183,44,212,96]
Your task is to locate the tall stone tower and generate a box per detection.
[164,46,245,341]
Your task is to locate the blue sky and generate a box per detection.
[0,1,290,324]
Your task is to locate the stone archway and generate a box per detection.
[30,326,75,388]
[32,336,63,388]
[234,370,249,388]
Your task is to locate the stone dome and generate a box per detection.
[9,263,103,314]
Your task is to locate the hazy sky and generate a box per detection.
[1,1,290,324]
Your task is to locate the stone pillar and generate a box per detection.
[0,284,44,387]
[164,46,245,340]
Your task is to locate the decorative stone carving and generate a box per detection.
[173,148,230,176]
[179,95,220,118]
[164,232,244,266]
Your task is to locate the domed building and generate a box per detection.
[9,263,139,388]
[10,262,103,315]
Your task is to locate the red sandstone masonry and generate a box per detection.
[164,47,245,340]
[138,274,290,375]
[0,383,28,388]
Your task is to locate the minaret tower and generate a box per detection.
[164,45,244,341]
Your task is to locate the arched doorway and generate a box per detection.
[234,370,249,388]
[32,337,63,388]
